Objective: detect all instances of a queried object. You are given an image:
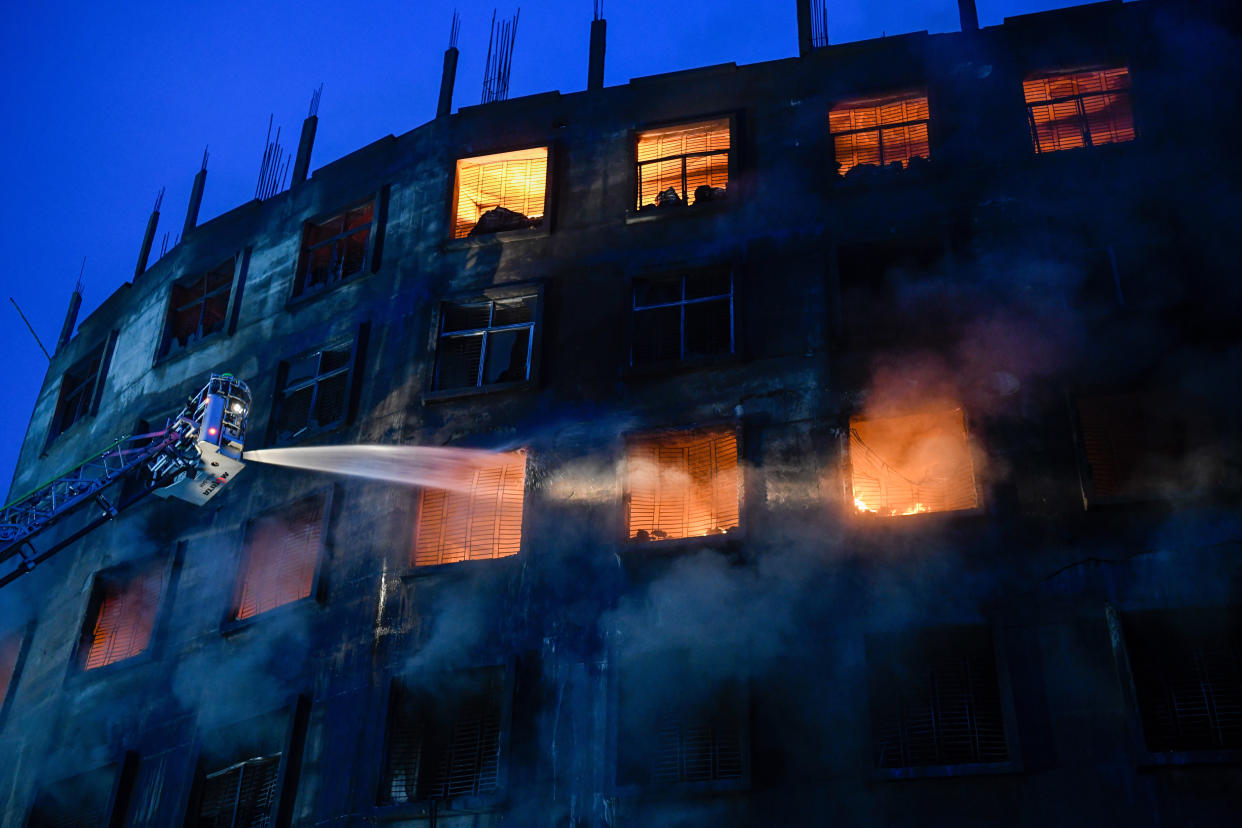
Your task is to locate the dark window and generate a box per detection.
[235,494,325,621]
[158,259,234,358]
[868,627,1009,770]
[632,268,733,366]
[27,767,116,827]
[195,754,281,828]
[381,668,505,804]
[1024,67,1135,153]
[836,239,944,344]
[49,345,105,441]
[0,630,20,709]
[294,201,374,297]
[635,118,731,210]
[274,340,356,442]
[78,563,163,671]
[434,295,536,391]
[1124,611,1242,752]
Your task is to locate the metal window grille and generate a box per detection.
[413,452,526,566]
[627,427,740,542]
[849,407,978,517]
[631,269,733,366]
[452,148,548,239]
[235,495,324,620]
[1023,67,1134,153]
[1125,612,1242,752]
[434,295,536,391]
[829,94,930,175]
[197,754,281,828]
[296,202,374,296]
[869,628,1009,769]
[160,259,234,357]
[49,346,104,439]
[274,341,355,442]
[83,564,162,670]
[635,118,731,209]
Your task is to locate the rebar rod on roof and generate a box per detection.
[449,10,461,48]
[481,8,519,104]
[811,0,829,48]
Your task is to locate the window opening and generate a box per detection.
[635,118,731,210]
[159,259,233,358]
[452,147,548,239]
[27,768,115,828]
[49,345,104,440]
[632,269,733,366]
[413,451,526,566]
[81,564,163,670]
[296,201,374,296]
[849,407,978,517]
[197,754,282,828]
[274,341,354,442]
[235,494,325,620]
[829,94,930,175]
[627,426,740,542]
[434,295,536,391]
[1023,67,1134,153]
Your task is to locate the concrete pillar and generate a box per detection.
[796,0,813,57]
[183,167,207,237]
[291,115,318,185]
[56,289,82,352]
[135,208,159,279]
[588,18,606,90]
[959,0,980,32]
[437,47,459,118]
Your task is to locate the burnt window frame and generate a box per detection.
[446,144,553,243]
[627,264,736,372]
[222,487,334,631]
[828,89,932,177]
[1022,65,1137,155]
[269,323,369,445]
[154,250,249,363]
[183,695,310,828]
[44,331,118,448]
[626,112,740,222]
[289,188,389,302]
[0,620,35,727]
[373,663,514,818]
[1106,606,1242,765]
[425,282,544,401]
[25,753,139,828]
[864,624,1022,780]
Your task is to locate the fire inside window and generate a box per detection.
[274,341,354,442]
[627,427,740,542]
[635,118,731,209]
[849,407,978,517]
[829,94,930,175]
[296,201,374,296]
[1123,611,1242,752]
[382,668,504,804]
[868,627,1009,769]
[413,451,526,566]
[632,268,733,366]
[1023,67,1135,153]
[81,564,163,670]
[235,495,325,620]
[434,296,536,391]
[452,147,548,239]
[49,345,105,441]
[197,754,282,827]
[159,259,233,358]
[0,631,20,707]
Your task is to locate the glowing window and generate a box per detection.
[849,407,978,517]
[1024,67,1134,153]
[295,201,374,296]
[452,147,548,239]
[626,427,740,542]
[0,631,20,707]
[829,94,930,175]
[413,451,526,566]
[434,295,537,391]
[635,118,731,209]
[197,754,282,826]
[81,564,163,670]
[235,494,325,620]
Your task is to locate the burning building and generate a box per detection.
[2,0,1241,825]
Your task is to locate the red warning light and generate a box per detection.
[216,477,227,484]
[207,427,218,436]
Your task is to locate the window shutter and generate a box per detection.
[453,149,548,239]
[651,713,744,784]
[635,119,731,207]
[383,685,426,804]
[198,756,281,828]
[413,453,526,566]
[237,495,324,620]
[829,94,929,174]
[427,674,504,799]
[84,565,162,670]
[628,428,740,541]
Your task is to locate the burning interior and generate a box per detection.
[635,118,731,209]
[452,147,548,238]
[1023,67,1134,153]
[413,450,526,566]
[849,407,978,517]
[627,426,740,541]
[829,93,930,176]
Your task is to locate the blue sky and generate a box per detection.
[0,0,1103,499]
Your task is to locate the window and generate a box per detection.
[1122,610,1242,753]
[234,493,326,620]
[1023,67,1134,153]
[294,200,375,297]
[635,118,731,210]
[849,407,978,517]
[829,93,930,175]
[0,630,20,709]
[433,294,537,391]
[836,239,945,344]
[78,563,163,671]
[158,259,234,358]
[381,668,506,805]
[196,755,281,827]
[48,343,107,441]
[273,338,358,443]
[452,147,548,239]
[626,426,740,542]
[413,451,526,567]
[27,767,118,827]
[868,627,1010,771]
[631,268,733,367]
